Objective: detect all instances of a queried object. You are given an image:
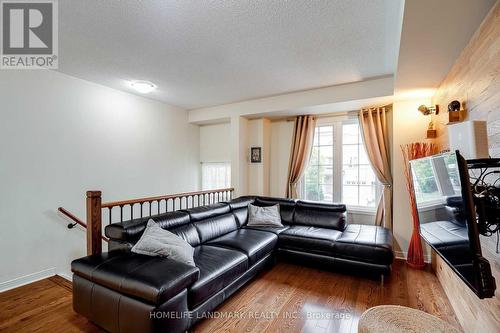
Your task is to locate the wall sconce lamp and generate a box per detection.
[417,105,439,139]
[418,105,439,116]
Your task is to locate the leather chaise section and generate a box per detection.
[207,229,278,265]
[71,251,199,305]
[279,225,342,255]
[73,275,191,333]
[294,200,347,230]
[189,245,248,309]
[334,224,393,265]
[278,249,391,276]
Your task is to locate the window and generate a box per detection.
[411,158,441,203]
[304,126,334,202]
[341,122,378,207]
[301,119,379,210]
[201,162,231,190]
[411,154,461,206]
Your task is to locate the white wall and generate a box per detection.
[247,119,271,196]
[230,116,249,197]
[199,123,231,162]
[392,97,433,260]
[0,70,200,288]
[269,120,294,197]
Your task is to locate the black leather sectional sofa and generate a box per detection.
[71,196,393,333]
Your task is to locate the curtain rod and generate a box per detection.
[278,104,392,122]
[283,111,351,122]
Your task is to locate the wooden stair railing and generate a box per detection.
[67,188,234,256]
[58,207,109,243]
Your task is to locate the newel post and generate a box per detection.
[86,191,102,256]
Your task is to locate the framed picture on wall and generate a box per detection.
[250,147,262,163]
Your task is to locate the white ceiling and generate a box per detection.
[395,0,496,98]
[58,0,403,109]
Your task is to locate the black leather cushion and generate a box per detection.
[108,239,134,251]
[207,229,278,265]
[243,225,290,234]
[193,213,238,243]
[71,251,199,305]
[278,225,341,255]
[227,197,256,226]
[189,245,248,309]
[170,223,201,247]
[154,211,191,229]
[232,207,248,226]
[105,211,191,242]
[254,197,296,224]
[294,200,347,230]
[226,196,256,210]
[182,203,230,222]
[334,224,393,265]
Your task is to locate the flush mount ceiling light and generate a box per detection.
[129,80,157,94]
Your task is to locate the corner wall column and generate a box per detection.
[230,116,249,197]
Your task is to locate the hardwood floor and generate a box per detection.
[0,261,461,333]
[0,276,100,333]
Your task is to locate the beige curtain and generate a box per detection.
[286,115,317,198]
[359,106,393,229]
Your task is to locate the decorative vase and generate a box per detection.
[401,142,437,269]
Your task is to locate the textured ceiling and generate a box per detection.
[58,0,402,109]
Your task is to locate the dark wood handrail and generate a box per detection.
[58,207,109,242]
[80,187,234,256]
[101,187,234,208]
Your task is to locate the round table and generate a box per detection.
[358,305,461,333]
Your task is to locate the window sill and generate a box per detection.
[416,200,446,212]
[347,206,377,215]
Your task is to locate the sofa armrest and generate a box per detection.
[72,251,199,305]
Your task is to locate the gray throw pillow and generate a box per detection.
[247,204,284,227]
[131,220,195,266]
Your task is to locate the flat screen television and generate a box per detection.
[410,151,496,298]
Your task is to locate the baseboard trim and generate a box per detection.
[0,268,56,292]
[394,250,431,263]
[57,272,72,282]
